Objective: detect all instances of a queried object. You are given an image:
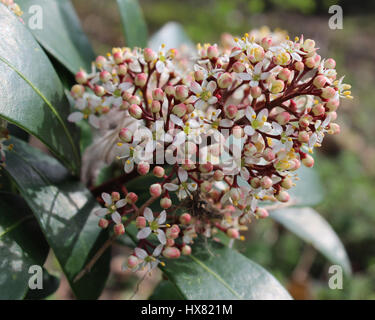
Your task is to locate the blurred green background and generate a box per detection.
[67,0,375,299]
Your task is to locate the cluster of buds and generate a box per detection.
[69,30,351,272]
[1,0,23,17]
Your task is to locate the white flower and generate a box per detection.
[136,208,168,245]
[117,138,153,173]
[204,109,234,131]
[133,244,164,271]
[244,107,271,135]
[93,192,126,224]
[164,168,198,200]
[308,115,331,149]
[190,80,218,109]
[271,123,295,154]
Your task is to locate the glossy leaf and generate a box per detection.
[149,22,194,51]
[0,192,49,300]
[149,280,184,300]
[116,0,148,47]
[17,0,95,74]
[270,207,351,275]
[0,6,81,173]
[4,137,110,299]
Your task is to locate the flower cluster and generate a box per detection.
[69,31,352,272]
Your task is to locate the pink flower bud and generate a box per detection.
[321,87,336,99]
[232,125,243,138]
[294,61,304,72]
[298,131,310,143]
[98,218,109,229]
[276,191,290,203]
[111,191,120,201]
[326,99,339,112]
[182,245,192,255]
[227,228,240,239]
[126,192,138,204]
[117,64,128,75]
[166,224,180,239]
[232,62,245,73]
[166,239,175,247]
[94,85,105,97]
[129,95,141,105]
[175,85,189,101]
[261,37,272,50]
[225,104,238,119]
[313,75,327,89]
[179,213,192,225]
[127,255,139,268]
[278,68,291,81]
[255,207,269,219]
[134,73,147,87]
[230,188,240,202]
[250,86,262,98]
[302,154,314,167]
[75,70,88,84]
[135,216,146,228]
[328,123,340,135]
[194,70,205,81]
[218,72,233,89]
[276,111,290,125]
[71,84,85,98]
[114,223,125,235]
[152,88,164,101]
[199,162,213,173]
[95,55,106,68]
[290,159,301,171]
[144,48,156,62]
[113,51,124,64]
[207,45,219,59]
[160,197,172,209]
[129,104,143,119]
[99,70,111,83]
[172,103,187,117]
[305,57,317,69]
[303,39,315,52]
[149,183,162,197]
[261,176,273,189]
[137,161,150,176]
[263,148,275,161]
[165,85,175,96]
[250,177,261,188]
[151,100,161,113]
[119,128,133,142]
[324,58,336,69]
[281,177,293,189]
[299,116,310,128]
[162,247,181,259]
[153,166,165,178]
[328,111,337,121]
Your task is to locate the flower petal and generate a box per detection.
[143,207,154,222]
[156,210,167,224]
[115,199,127,208]
[111,211,122,225]
[164,183,179,191]
[67,112,84,123]
[178,168,188,182]
[94,208,108,217]
[135,247,148,259]
[102,192,112,205]
[157,229,166,244]
[137,227,152,239]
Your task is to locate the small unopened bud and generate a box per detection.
[71,84,85,98]
[149,183,162,197]
[144,48,156,62]
[98,218,109,229]
[95,55,106,68]
[137,161,150,176]
[255,207,269,219]
[225,104,238,119]
[127,255,139,269]
[153,166,165,178]
[129,95,141,105]
[182,245,192,255]
[166,224,180,239]
[162,247,181,259]
[126,192,138,204]
[114,223,125,235]
[261,176,273,189]
[270,79,285,94]
[213,170,224,181]
[276,111,290,125]
[75,70,87,84]
[263,148,275,161]
[321,87,336,99]
[111,192,120,201]
[166,239,175,247]
[313,75,327,89]
[294,61,304,72]
[298,131,310,143]
[303,39,316,52]
[180,213,192,225]
[232,61,245,73]
[152,88,164,101]
[207,45,219,59]
[218,72,233,89]
[119,128,133,142]
[160,197,172,209]
[250,86,262,98]
[328,123,340,135]
[232,125,243,138]
[129,104,143,119]
[94,85,105,97]
[172,103,187,117]
[312,103,325,116]
[250,177,261,188]
[278,68,291,81]
[135,216,147,228]
[165,85,175,96]
[199,162,213,173]
[302,154,314,168]
[326,99,339,112]
[113,51,124,64]
[117,64,128,75]
[276,191,290,203]
[151,100,161,113]
[194,70,205,81]
[175,85,189,101]
[281,177,293,189]
[201,181,212,193]
[324,58,336,69]
[99,70,111,83]
[134,73,147,87]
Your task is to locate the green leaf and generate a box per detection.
[0,192,50,300]
[288,166,324,206]
[149,280,185,300]
[0,6,81,173]
[116,0,148,47]
[270,207,351,275]
[160,239,292,300]
[4,137,110,299]
[24,268,60,300]
[149,22,194,51]
[17,0,96,74]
